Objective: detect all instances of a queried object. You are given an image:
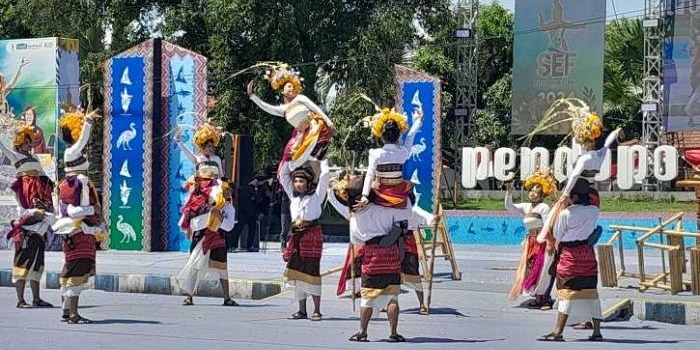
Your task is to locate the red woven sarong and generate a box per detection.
[404,232,418,255]
[284,225,323,260]
[362,243,401,276]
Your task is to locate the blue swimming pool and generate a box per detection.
[445,211,698,247]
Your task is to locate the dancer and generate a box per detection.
[355,106,422,212]
[1,122,55,308]
[505,169,556,309]
[279,159,330,321]
[537,178,603,342]
[247,62,334,170]
[176,122,238,306]
[327,175,407,342]
[52,109,105,324]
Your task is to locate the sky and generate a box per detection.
[495,0,645,20]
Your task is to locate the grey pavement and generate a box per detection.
[0,243,699,349]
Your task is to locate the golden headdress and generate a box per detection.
[264,62,303,94]
[59,111,86,145]
[572,113,603,145]
[523,168,557,198]
[13,122,35,147]
[193,122,221,149]
[365,108,409,139]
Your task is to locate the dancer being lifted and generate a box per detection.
[354,105,422,214]
[1,121,56,309]
[505,169,556,309]
[52,109,105,324]
[279,158,331,321]
[247,62,334,170]
[175,122,238,307]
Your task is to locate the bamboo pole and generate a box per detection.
[425,162,444,315]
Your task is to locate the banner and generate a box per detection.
[0,38,78,239]
[664,1,700,131]
[103,54,152,251]
[394,65,441,214]
[511,0,606,135]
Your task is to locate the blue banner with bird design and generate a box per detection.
[106,56,147,250]
[394,65,441,214]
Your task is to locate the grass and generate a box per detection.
[442,196,697,213]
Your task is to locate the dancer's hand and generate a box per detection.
[557,194,571,207]
[546,243,555,254]
[84,109,101,122]
[33,209,45,220]
[504,182,513,194]
[353,196,369,211]
[246,80,255,96]
[615,128,625,142]
[319,159,330,174]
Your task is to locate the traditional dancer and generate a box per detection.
[1,122,55,308]
[355,106,422,212]
[279,159,330,321]
[175,123,238,306]
[505,169,556,309]
[327,175,406,342]
[537,178,603,342]
[52,109,105,324]
[247,62,334,170]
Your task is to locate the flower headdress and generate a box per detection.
[364,108,409,139]
[264,62,303,94]
[523,168,557,198]
[13,122,35,147]
[59,111,86,145]
[193,121,221,149]
[572,113,603,145]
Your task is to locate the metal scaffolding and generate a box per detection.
[642,0,664,149]
[454,0,479,147]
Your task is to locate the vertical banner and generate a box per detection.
[161,42,208,252]
[103,53,152,251]
[511,0,606,135]
[394,65,441,214]
[0,38,77,242]
[664,1,700,131]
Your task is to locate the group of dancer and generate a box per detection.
[5,107,105,324]
[3,57,621,342]
[506,99,624,342]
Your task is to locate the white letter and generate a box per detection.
[461,147,477,188]
[654,145,678,181]
[553,146,573,183]
[493,148,516,182]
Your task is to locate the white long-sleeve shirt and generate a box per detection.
[553,205,599,243]
[249,94,333,128]
[563,129,621,195]
[327,190,403,246]
[279,160,330,222]
[505,193,550,222]
[64,121,92,173]
[361,118,422,197]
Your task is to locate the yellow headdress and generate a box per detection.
[264,62,303,94]
[523,168,557,198]
[193,122,221,149]
[366,108,409,139]
[59,111,86,145]
[13,123,35,147]
[572,113,603,145]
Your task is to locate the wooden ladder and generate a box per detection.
[416,204,461,281]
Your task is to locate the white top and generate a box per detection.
[279,160,331,222]
[362,119,421,197]
[505,193,551,222]
[553,205,600,243]
[249,94,333,129]
[563,129,621,195]
[327,190,404,246]
[0,139,44,174]
[64,121,92,173]
[177,140,223,176]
